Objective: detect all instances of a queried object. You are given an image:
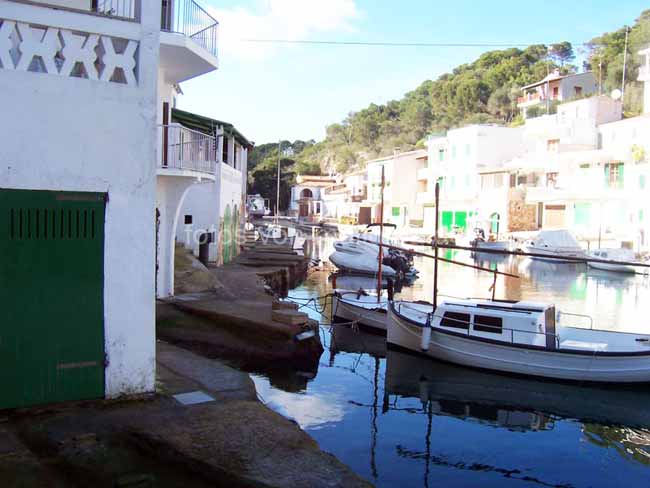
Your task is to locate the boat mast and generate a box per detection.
[433,181,440,313]
[275,140,281,225]
[377,165,385,302]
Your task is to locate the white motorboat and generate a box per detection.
[332,290,388,331]
[521,230,587,262]
[331,223,418,278]
[246,194,271,218]
[329,250,399,277]
[471,238,513,252]
[334,223,400,256]
[588,248,646,274]
[467,227,513,253]
[387,297,650,383]
[258,224,296,246]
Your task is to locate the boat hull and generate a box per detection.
[387,303,650,383]
[329,251,398,277]
[521,245,587,262]
[332,293,387,331]
[587,261,637,274]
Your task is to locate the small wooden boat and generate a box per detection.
[387,298,650,383]
[332,290,388,331]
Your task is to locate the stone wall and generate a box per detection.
[507,189,538,232]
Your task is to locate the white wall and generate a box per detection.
[559,72,596,101]
[176,161,246,263]
[366,150,426,226]
[0,1,160,397]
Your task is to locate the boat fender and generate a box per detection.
[421,314,432,351]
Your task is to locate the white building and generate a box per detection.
[172,109,251,266]
[422,126,524,234]
[154,1,221,299]
[364,149,428,228]
[321,170,368,223]
[289,175,337,222]
[0,0,219,409]
[502,96,623,234]
[517,70,597,119]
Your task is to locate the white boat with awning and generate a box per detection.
[387,298,650,383]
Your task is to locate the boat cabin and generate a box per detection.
[433,299,557,349]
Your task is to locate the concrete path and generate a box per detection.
[2,342,372,488]
[156,340,256,402]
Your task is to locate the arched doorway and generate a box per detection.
[300,188,313,199]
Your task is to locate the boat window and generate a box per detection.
[474,315,503,334]
[440,312,470,330]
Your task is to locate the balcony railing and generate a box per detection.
[92,0,138,19]
[161,0,219,57]
[160,124,216,175]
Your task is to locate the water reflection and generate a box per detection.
[384,348,650,430]
[240,237,650,486]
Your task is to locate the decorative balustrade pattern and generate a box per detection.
[0,19,139,85]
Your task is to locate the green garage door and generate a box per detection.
[0,189,106,409]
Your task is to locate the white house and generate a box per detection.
[0,0,218,409]
[172,109,252,265]
[361,149,428,228]
[517,70,597,119]
[321,170,368,223]
[289,175,337,222]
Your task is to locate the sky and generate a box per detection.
[178,0,649,145]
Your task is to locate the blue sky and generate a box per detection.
[179,0,649,145]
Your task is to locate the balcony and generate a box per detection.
[158,123,216,179]
[517,92,544,107]
[160,0,219,83]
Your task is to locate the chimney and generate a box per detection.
[639,47,650,114]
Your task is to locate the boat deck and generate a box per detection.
[558,327,650,354]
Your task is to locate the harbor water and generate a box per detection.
[258,237,650,487]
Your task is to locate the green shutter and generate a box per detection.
[455,211,468,230]
[392,207,401,217]
[441,211,453,232]
[618,163,625,189]
[574,203,591,227]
